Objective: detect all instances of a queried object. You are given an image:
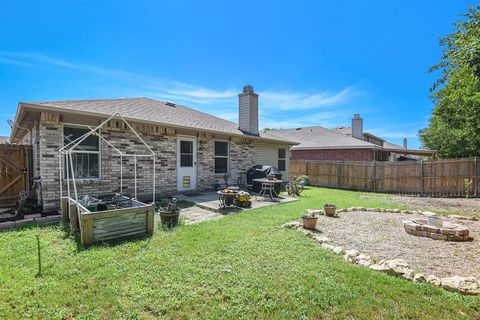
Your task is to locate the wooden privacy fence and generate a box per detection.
[290,158,480,197]
[0,144,33,207]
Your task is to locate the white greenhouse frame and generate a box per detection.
[58,113,156,216]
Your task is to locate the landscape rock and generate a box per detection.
[413,273,427,283]
[343,249,359,262]
[313,235,331,244]
[332,246,344,255]
[369,264,393,274]
[426,275,441,286]
[355,254,374,267]
[320,243,335,251]
[421,211,436,217]
[283,221,302,229]
[441,276,480,295]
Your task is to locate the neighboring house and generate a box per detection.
[10,85,297,212]
[269,114,435,162]
[0,136,10,144]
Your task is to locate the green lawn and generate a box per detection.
[0,187,478,319]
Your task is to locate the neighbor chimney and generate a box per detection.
[238,85,259,135]
[351,114,364,140]
[403,138,408,149]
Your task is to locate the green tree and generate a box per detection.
[419,5,480,158]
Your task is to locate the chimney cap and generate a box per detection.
[243,85,254,93]
[353,113,361,119]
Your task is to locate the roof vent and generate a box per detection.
[296,127,302,130]
[165,101,176,107]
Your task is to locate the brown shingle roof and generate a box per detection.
[19,98,294,144]
[268,126,380,150]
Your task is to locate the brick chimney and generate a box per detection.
[238,85,259,135]
[351,114,364,140]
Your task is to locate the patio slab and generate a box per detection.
[180,206,223,225]
[176,191,297,214]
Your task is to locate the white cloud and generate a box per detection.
[260,87,356,111]
[0,50,362,131]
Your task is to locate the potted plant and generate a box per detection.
[302,210,319,230]
[324,203,337,217]
[158,198,181,228]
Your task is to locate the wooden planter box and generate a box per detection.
[61,196,154,246]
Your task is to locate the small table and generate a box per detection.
[253,178,283,200]
[217,190,239,208]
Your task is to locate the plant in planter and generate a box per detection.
[286,175,308,196]
[158,198,181,228]
[324,203,337,217]
[301,209,319,230]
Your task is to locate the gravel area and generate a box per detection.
[362,194,480,218]
[318,211,480,277]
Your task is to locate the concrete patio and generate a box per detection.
[176,191,297,224]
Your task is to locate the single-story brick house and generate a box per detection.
[269,114,435,162]
[10,85,297,213]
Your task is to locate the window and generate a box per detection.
[63,126,100,179]
[180,140,194,167]
[278,148,286,171]
[214,141,229,174]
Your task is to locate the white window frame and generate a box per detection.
[278,147,287,172]
[62,123,102,180]
[214,140,229,175]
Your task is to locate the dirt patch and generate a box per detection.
[363,194,480,218]
[318,211,480,277]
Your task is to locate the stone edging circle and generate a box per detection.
[284,207,479,295]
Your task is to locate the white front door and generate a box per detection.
[177,137,197,192]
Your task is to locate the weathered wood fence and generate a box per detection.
[290,158,480,197]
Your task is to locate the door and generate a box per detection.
[177,137,197,192]
[0,144,32,207]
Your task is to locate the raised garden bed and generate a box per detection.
[62,195,154,246]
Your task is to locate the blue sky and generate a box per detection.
[0,0,476,148]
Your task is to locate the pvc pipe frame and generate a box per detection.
[58,113,156,219]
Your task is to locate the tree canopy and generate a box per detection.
[419,5,480,159]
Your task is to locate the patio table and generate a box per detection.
[253,178,283,200]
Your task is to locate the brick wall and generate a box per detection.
[35,113,257,212]
[292,148,374,161]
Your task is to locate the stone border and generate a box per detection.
[0,215,61,232]
[306,207,478,221]
[284,207,480,295]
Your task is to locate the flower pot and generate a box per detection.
[324,205,337,217]
[159,209,180,228]
[302,216,318,230]
[427,215,444,227]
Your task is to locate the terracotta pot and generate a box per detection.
[324,206,337,217]
[302,216,318,230]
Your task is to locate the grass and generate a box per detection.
[0,187,479,319]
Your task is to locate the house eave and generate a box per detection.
[12,102,298,145]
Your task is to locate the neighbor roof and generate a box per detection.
[268,126,381,150]
[0,136,10,144]
[13,98,297,144]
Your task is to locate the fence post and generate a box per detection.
[474,157,478,197]
[420,160,424,196]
